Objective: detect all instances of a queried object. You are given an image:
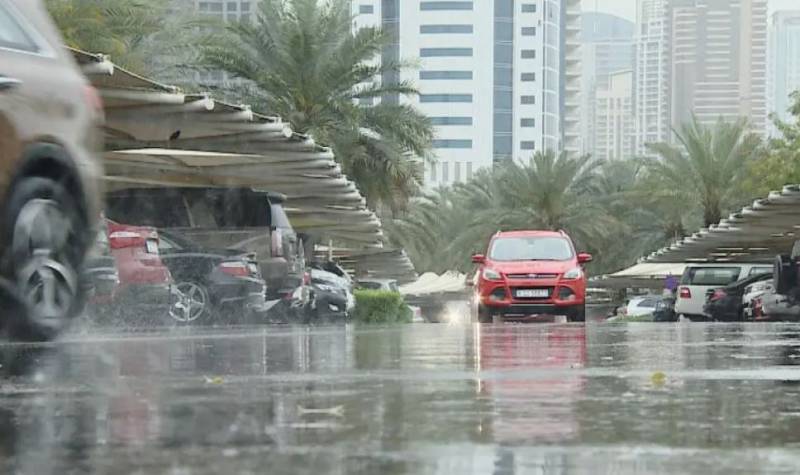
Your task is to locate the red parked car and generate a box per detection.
[471,230,592,323]
[93,221,176,323]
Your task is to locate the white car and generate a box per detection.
[624,295,663,317]
[675,264,772,320]
[743,279,773,319]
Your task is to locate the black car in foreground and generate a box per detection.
[704,272,773,322]
[157,231,268,324]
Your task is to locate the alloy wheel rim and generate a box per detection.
[12,199,78,327]
[170,283,207,323]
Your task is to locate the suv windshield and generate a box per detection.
[489,237,574,261]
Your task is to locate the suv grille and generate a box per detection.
[507,273,559,280]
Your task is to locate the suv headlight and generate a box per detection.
[563,267,583,280]
[483,268,502,281]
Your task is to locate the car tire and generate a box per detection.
[477,305,494,324]
[774,254,797,295]
[170,281,211,324]
[568,305,586,323]
[1,177,89,341]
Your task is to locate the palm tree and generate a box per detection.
[593,159,689,272]
[200,0,434,210]
[388,152,621,273]
[485,151,617,250]
[46,0,201,76]
[646,116,761,227]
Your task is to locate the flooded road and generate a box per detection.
[2,321,800,474]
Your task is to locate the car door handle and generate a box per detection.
[0,76,22,91]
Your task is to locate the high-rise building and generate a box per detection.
[669,0,768,134]
[166,0,254,86]
[634,0,670,155]
[580,12,634,158]
[594,70,634,160]
[562,0,583,155]
[353,1,581,187]
[769,10,800,126]
[634,0,768,153]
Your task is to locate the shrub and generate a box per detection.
[354,290,408,323]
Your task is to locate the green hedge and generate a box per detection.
[353,290,411,323]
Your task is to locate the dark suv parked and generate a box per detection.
[105,187,304,299]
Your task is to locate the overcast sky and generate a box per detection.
[581,0,800,22]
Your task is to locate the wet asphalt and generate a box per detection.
[2,317,800,474]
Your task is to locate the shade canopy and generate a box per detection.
[72,48,386,247]
[643,185,800,264]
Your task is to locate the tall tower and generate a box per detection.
[634,0,671,155]
[669,0,768,134]
[768,10,800,127]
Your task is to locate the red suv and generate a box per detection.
[471,230,592,323]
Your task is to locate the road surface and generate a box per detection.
[1,321,800,474]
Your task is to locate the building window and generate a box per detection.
[521,95,536,104]
[494,91,513,110]
[420,47,473,57]
[241,2,250,11]
[494,67,513,87]
[494,136,512,158]
[522,4,536,13]
[494,43,513,64]
[359,4,374,14]
[227,2,238,11]
[494,112,512,132]
[421,94,473,103]
[521,141,537,150]
[521,118,536,127]
[433,139,473,149]
[521,72,536,81]
[359,97,375,105]
[521,49,536,59]
[466,162,473,180]
[420,24,473,34]
[442,161,450,182]
[454,162,462,182]
[421,1,473,11]
[430,117,473,126]
[430,161,438,182]
[420,70,473,80]
[522,27,536,36]
[199,2,223,12]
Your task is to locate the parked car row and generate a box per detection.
[676,263,772,321]
[76,187,315,326]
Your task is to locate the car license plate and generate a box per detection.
[145,239,159,254]
[516,288,549,298]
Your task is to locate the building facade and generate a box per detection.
[669,0,767,134]
[634,0,768,154]
[634,0,671,155]
[167,0,254,86]
[769,10,800,127]
[594,70,634,161]
[353,0,580,187]
[580,12,634,158]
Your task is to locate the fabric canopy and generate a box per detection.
[72,48,386,248]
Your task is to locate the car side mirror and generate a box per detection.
[577,252,593,264]
[471,254,486,264]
